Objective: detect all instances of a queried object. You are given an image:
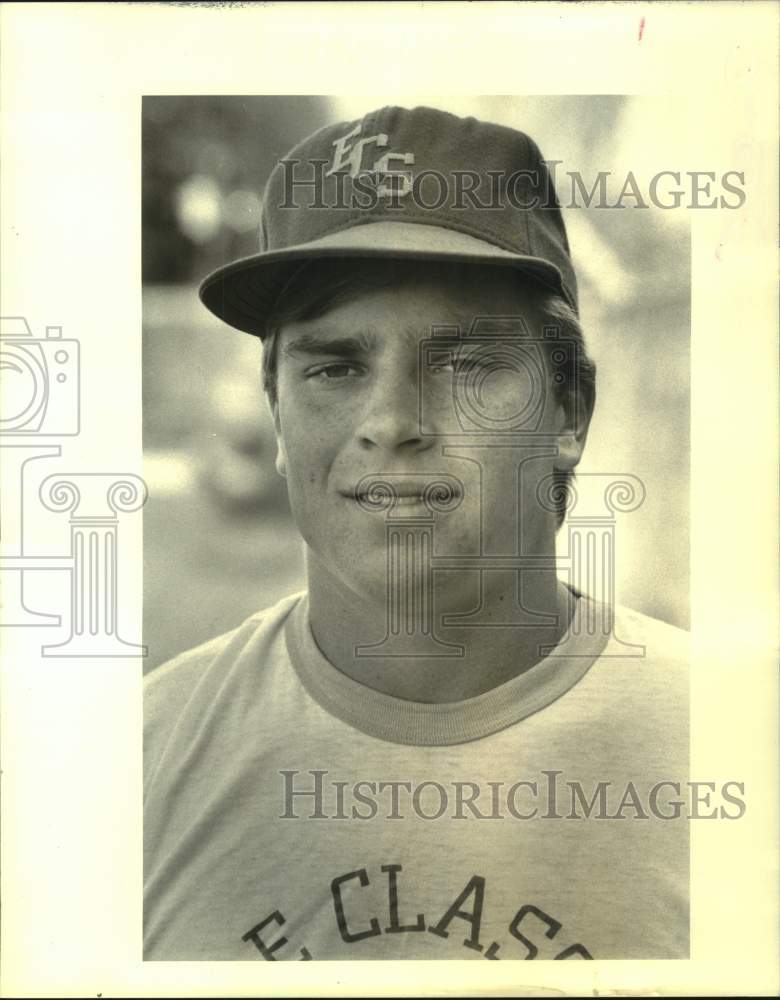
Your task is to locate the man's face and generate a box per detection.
[271,265,580,604]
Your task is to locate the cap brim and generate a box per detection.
[199,221,568,337]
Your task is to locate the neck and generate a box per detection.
[306,552,576,702]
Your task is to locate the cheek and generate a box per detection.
[276,410,338,487]
[277,380,358,472]
[451,368,557,435]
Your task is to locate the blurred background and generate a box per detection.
[143,95,689,673]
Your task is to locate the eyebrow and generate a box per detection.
[281,332,376,360]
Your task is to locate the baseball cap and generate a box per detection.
[199,105,578,337]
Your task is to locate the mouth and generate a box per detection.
[341,476,464,512]
[375,491,428,507]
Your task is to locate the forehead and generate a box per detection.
[274,261,542,346]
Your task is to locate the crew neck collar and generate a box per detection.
[284,590,609,746]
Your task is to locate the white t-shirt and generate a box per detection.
[144,591,689,961]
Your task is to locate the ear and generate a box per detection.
[553,382,595,472]
[274,442,288,479]
[267,397,288,479]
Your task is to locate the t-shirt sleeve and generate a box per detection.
[143,629,240,798]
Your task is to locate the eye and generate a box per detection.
[307,362,363,381]
[426,352,459,376]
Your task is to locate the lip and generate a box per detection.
[343,491,436,517]
[340,489,430,502]
[339,479,463,505]
[382,493,429,506]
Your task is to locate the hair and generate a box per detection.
[260,258,596,528]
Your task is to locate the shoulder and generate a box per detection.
[144,626,248,732]
[576,601,690,771]
[144,591,305,781]
[595,601,689,722]
[144,591,304,708]
[611,603,689,664]
[576,597,690,711]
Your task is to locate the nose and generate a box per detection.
[355,368,430,453]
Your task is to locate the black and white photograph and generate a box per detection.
[143,96,693,961]
[1,3,777,996]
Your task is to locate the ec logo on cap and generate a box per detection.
[327,123,416,200]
